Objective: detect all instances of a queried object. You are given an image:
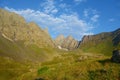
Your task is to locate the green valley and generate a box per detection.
[0,8,120,80]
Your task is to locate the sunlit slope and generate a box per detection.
[79,28,120,56]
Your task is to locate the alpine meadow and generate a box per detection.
[0,0,120,80]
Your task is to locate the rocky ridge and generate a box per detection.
[55,35,80,50]
[0,9,54,48]
[79,28,120,55]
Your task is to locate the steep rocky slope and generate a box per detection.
[112,28,120,48]
[79,28,120,55]
[0,8,56,62]
[55,35,80,50]
[0,9,54,48]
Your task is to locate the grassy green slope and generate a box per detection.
[79,29,120,56]
[1,50,120,80]
[0,34,60,80]
[0,34,58,63]
[35,53,120,80]
[0,56,29,80]
[80,38,114,56]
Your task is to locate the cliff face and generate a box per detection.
[112,28,120,47]
[55,34,65,46]
[0,9,54,48]
[79,28,120,55]
[55,35,80,50]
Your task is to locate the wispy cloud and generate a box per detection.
[83,8,100,22]
[59,3,68,8]
[4,0,98,40]
[83,9,89,17]
[40,0,58,14]
[74,0,86,5]
[91,14,100,22]
[5,6,94,40]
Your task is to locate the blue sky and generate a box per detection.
[0,0,120,40]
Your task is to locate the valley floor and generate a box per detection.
[0,52,120,80]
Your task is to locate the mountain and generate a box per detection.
[0,9,55,48]
[55,35,80,50]
[79,28,120,56]
[0,8,56,63]
[0,8,120,80]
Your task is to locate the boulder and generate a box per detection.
[111,50,120,63]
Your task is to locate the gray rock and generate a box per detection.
[55,35,80,50]
[111,50,120,63]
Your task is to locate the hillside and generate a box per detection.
[0,8,62,80]
[79,28,120,56]
[0,9,55,48]
[0,8,58,63]
[0,8,120,80]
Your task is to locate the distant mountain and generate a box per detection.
[0,8,56,62]
[0,8,120,61]
[79,28,120,56]
[55,35,80,50]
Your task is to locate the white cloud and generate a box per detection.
[40,0,58,14]
[83,32,94,35]
[83,9,89,17]
[91,14,99,22]
[59,3,68,8]
[83,9,100,23]
[74,0,86,5]
[74,0,86,2]
[5,5,95,40]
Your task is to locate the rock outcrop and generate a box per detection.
[0,9,54,48]
[111,50,120,63]
[112,28,120,47]
[55,34,65,46]
[55,35,80,50]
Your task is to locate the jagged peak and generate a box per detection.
[0,8,26,23]
[66,35,74,39]
[57,34,65,38]
[55,34,79,50]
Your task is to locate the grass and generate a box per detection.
[0,32,120,80]
[38,66,49,74]
[34,52,120,80]
[0,34,60,80]
[1,8,120,80]
[0,34,59,63]
[0,39,120,80]
[80,38,114,56]
[0,56,29,80]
